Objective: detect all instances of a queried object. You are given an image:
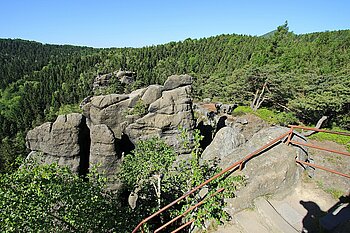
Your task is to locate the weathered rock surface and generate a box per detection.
[201,127,245,162]
[89,124,118,170]
[126,84,195,152]
[221,126,306,215]
[82,90,145,139]
[26,113,86,172]
[26,74,196,181]
[92,70,135,93]
[163,74,193,91]
[141,85,163,105]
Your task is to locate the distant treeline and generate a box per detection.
[0,23,349,172]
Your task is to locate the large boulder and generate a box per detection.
[221,126,306,215]
[25,74,197,185]
[201,127,245,162]
[26,113,86,172]
[89,124,118,169]
[141,85,163,105]
[92,70,136,93]
[163,74,193,91]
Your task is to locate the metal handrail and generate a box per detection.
[154,188,225,233]
[296,160,350,179]
[288,125,350,179]
[288,125,350,136]
[132,131,290,232]
[132,125,350,232]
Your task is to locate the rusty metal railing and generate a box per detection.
[288,125,350,179]
[132,125,350,232]
[132,131,290,232]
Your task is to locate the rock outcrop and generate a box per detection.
[26,113,89,173]
[126,81,195,152]
[92,70,135,93]
[26,74,196,182]
[25,73,307,207]
[201,127,245,162]
[200,126,307,216]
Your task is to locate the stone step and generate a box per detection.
[233,208,271,233]
[255,197,299,233]
[213,198,299,233]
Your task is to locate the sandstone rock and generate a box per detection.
[93,73,114,92]
[90,94,129,109]
[148,85,192,114]
[221,126,306,215]
[201,127,245,162]
[120,75,134,85]
[25,74,197,186]
[141,85,163,105]
[126,79,195,153]
[116,70,135,78]
[83,90,147,139]
[163,74,193,91]
[116,70,135,84]
[26,113,85,172]
[90,124,120,175]
[231,114,269,142]
[128,88,147,107]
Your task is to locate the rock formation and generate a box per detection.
[26,73,308,208]
[26,113,89,174]
[92,70,135,93]
[199,126,307,216]
[26,74,196,183]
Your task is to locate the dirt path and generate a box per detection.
[307,140,350,197]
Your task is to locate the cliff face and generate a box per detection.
[26,75,195,186]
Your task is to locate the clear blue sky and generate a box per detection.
[1,0,349,48]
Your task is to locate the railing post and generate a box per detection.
[286,127,293,145]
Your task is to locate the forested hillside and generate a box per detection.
[0,23,349,173]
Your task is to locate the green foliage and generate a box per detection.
[255,108,298,126]
[0,132,26,174]
[128,99,148,116]
[58,104,82,115]
[119,138,176,189]
[308,127,350,152]
[177,128,245,228]
[0,162,125,232]
[119,137,177,231]
[119,130,245,231]
[232,106,253,115]
[232,106,298,126]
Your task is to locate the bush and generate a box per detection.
[129,99,147,116]
[57,104,82,115]
[119,130,245,231]
[231,106,253,116]
[232,106,298,126]
[0,163,125,232]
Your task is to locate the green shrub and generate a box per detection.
[119,129,245,231]
[231,106,253,116]
[0,163,124,232]
[129,99,147,116]
[58,104,82,115]
[232,106,298,126]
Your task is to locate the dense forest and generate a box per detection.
[0,23,350,173]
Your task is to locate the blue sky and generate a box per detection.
[1,0,349,48]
